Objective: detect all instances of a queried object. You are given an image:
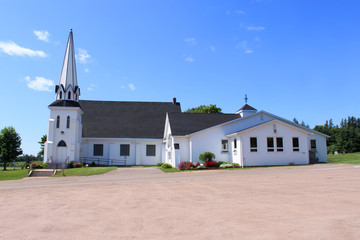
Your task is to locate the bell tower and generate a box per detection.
[44,30,83,164]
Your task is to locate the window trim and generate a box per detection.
[250,137,257,152]
[56,115,60,128]
[292,137,300,152]
[93,144,104,156]
[267,137,274,152]
[120,144,130,156]
[221,140,228,152]
[310,139,316,149]
[233,139,237,149]
[276,137,283,152]
[66,116,70,129]
[146,144,156,157]
[68,91,71,100]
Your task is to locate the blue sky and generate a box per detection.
[0,0,359,155]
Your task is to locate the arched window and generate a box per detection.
[68,91,71,100]
[56,116,60,128]
[66,116,70,128]
[57,140,67,147]
[59,91,62,99]
[75,94,77,101]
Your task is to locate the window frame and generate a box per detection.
[292,137,300,152]
[56,115,60,128]
[276,137,284,152]
[93,144,104,156]
[68,91,71,100]
[250,137,257,152]
[310,139,316,149]
[233,139,237,149]
[174,143,180,149]
[267,137,274,152]
[66,116,70,129]
[221,140,228,152]
[120,144,130,156]
[146,144,156,157]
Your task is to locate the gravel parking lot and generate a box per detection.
[0,164,359,240]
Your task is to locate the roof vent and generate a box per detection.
[173,97,177,104]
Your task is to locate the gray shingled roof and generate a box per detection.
[237,104,257,112]
[80,100,181,138]
[168,112,240,136]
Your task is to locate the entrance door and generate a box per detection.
[56,140,67,162]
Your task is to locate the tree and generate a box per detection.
[199,152,215,162]
[38,134,47,157]
[0,126,23,170]
[293,118,299,124]
[185,104,222,113]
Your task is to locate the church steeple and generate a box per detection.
[55,29,80,102]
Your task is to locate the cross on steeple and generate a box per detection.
[245,94,248,104]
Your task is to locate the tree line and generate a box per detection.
[313,116,360,153]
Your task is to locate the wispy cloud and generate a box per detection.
[84,67,89,73]
[24,76,54,91]
[247,26,265,31]
[226,10,245,15]
[76,48,91,64]
[236,41,253,54]
[87,83,96,91]
[209,46,216,52]
[183,54,194,63]
[184,37,196,46]
[128,83,136,90]
[254,37,261,42]
[33,30,50,42]
[0,41,47,57]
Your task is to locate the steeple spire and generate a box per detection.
[55,29,80,102]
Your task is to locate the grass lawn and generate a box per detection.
[53,167,117,177]
[160,167,180,173]
[327,152,360,164]
[0,169,29,181]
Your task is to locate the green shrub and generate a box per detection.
[42,163,47,169]
[218,161,231,165]
[220,164,233,168]
[30,162,44,169]
[69,161,76,168]
[232,163,240,168]
[90,161,96,167]
[199,152,215,162]
[22,163,30,169]
[156,162,164,167]
[73,162,83,168]
[161,163,173,169]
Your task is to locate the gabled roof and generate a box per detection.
[49,100,81,108]
[80,100,181,138]
[168,112,240,136]
[237,104,256,112]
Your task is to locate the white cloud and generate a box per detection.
[76,48,91,64]
[33,30,50,42]
[84,67,89,73]
[254,37,261,42]
[0,41,47,57]
[121,85,125,89]
[247,26,265,31]
[209,46,216,52]
[184,55,194,63]
[184,37,196,46]
[87,83,96,91]
[236,41,253,54]
[24,76,54,91]
[128,83,136,90]
[235,10,246,15]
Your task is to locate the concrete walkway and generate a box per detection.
[0,164,360,239]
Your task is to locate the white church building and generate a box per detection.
[44,30,328,167]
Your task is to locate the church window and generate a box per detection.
[93,144,103,156]
[267,137,274,152]
[293,138,299,152]
[75,94,77,101]
[174,143,180,149]
[57,140,67,147]
[120,144,130,156]
[233,139,237,149]
[59,91,62,99]
[276,137,283,152]
[66,116,70,128]
[56,116,60,128]
[68,91,71,100]
[250,137,257,152]
[221,140,228,152]
[146,145,156,156]
[310,140,316,149]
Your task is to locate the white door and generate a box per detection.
[56,147,67,162]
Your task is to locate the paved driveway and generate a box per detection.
[1,164,360,240]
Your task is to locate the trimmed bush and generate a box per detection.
[178,161,194,170]
[73,162,83,168]
[90,161,96,167]
[199,152,215,162]
[218,161,231,165]
[156,162,164,167]
[30,162,44,169]
[69,161,76,168]
[220,164,233,168]
[204,160,219,168]
[232,163,240,168]
[161,163,173,169]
